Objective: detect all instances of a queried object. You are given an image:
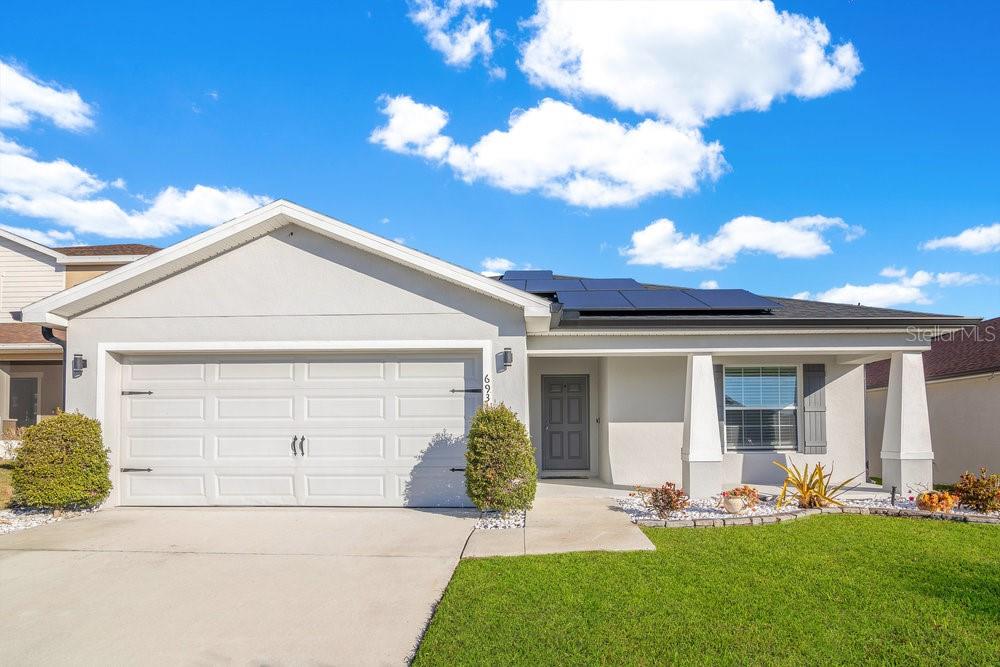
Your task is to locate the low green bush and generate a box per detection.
[464,403,537,513]
[12,412,111,509]
[954,467,1000,513]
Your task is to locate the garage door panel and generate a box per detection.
[127,396,206,421]
[125,473,208,505]
[305,396,385,420]
[120,353,480,506]
[306,361,386,380]
[127,362,207,382]
[302,435,386,459]
[216,435,298,459]
[217,361,295,381]
[304,473,386,500]
[127,435,206,459]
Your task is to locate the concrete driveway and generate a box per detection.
[0,507,477,666]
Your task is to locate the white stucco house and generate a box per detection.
[18,201,978,507]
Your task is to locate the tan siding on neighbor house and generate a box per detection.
[64,265,118,288]
[0,239,64,322]
[867,373,1000,483]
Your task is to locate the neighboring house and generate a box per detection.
[0,229,157,428]
[18,201,978,507]
[865,317,999,485]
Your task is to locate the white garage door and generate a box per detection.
[119,353,481,506]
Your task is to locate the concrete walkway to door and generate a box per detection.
[463,479,654,557]
[0,507,477,666]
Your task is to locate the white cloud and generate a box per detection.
[922,223,1000,254]
[480,256,516,275]
[0,61,94,131]
[699,280,719,289]
[0,134,32,156]
[622,215,860,270]
[0,223,76,246]
[380,217,390,224]
[371,96,725,207]
[520,0,862,127]
[408,0,500,72]
[0,61,269,240]
[393,236,407,245]
[798,268,989,308]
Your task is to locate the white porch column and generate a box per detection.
[682,353,723,497]
[880,351,934,492]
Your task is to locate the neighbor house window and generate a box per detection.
[724,366,798,451]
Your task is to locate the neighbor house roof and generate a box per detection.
[866,316,1000,388]
[0,323,63,348]
[54,244,159,257]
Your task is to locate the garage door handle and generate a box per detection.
[121,467,152,472]
[298,435,305,456]
[291,435,298,456]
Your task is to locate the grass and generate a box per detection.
[414,515,1000,666]
[1,459,13,508]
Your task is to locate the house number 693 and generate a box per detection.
[483,374,491,404]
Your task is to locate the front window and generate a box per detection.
[724,366,797,451]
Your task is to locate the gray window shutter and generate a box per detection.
[714,364,725,451]
[802,364,827,454]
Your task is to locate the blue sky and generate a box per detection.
[2,1,997,316]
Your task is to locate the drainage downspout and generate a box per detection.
[41,326,67,411]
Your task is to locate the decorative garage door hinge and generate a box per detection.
[449,388,482,393]
[121,390,154,396]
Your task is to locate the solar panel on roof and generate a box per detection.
[620,290,711,310]
[525,278,585,293]
[556,290,634,310]
[501,270,553,280]
[500,279,526,290]
[579,278,643,290]
[683,289,777,310]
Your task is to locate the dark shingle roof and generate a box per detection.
[54,244,159,256]
[490,273,977,329]
[866,316,1000,388]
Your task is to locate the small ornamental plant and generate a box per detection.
[632,482,689,518]
[721,485,760,513]
[12,412,111,510]
[464,403,537,514]
[916,490,959,513]
[953,467,1000,513]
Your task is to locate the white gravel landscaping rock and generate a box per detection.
[0,508,89,534]
[475,510,526,530]
[619,493,1000,524]
[616,494,791,522]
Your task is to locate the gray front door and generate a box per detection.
[541,375,590,471]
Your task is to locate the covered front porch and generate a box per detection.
[525,330,938,497]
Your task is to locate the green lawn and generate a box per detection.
[414,515,1000,666]
[1,460,13,508]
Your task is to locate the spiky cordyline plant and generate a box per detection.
[773,461,859,509]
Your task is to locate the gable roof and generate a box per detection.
[19,200,553,328]
[0,227,158,265]
[866,316,1000,388]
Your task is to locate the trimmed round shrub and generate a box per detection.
[465,403,537,513]
[12,412,111,509]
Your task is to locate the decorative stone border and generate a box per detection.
[637,505,1000,528]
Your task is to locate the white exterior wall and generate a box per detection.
[0,238,64,322]
[867,374,1000,484]
[600,356,686,486]
[61,228,529,491]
